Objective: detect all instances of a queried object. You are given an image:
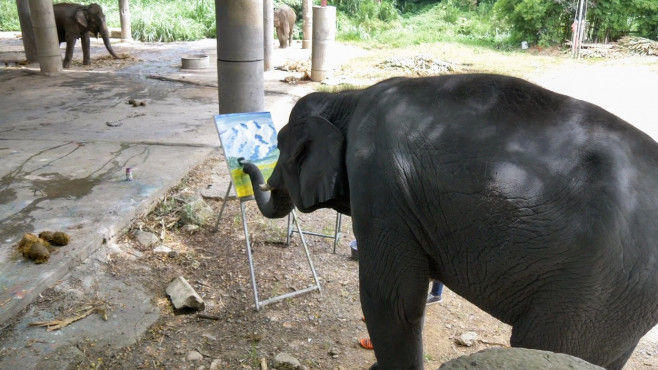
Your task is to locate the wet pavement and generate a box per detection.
[0,33,316,327]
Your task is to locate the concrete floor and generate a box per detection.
[0,34,315,326]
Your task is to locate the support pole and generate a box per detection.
[119,0,132,41]
[28,0,62,74]
[310,5,336,82]
[302,0,312,49]
[571,0,586,59]
[263,0,273,71]
[16,0,38,62]
[216,0,264,114]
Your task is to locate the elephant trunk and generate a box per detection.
[100,23,119,59]
[241,160,294,219]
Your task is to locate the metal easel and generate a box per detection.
[213,181,322,310]
[287,212,343,254]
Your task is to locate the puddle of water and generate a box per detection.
[30,173,102,200]
[0,187,16,204]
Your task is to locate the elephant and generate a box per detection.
[274,4,296,48]
[240,73,658,370]
[53,3,119,69]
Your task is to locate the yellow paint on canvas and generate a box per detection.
[230,159,277,198]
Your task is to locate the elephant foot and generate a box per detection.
[83,60,91,66]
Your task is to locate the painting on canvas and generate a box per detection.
[214,112,279,199]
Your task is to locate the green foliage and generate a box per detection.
[335,0,400,22]
[496,0,657,45]
[588,0,658,42]
[4,0,655,45]
[631,0,658,39]
[338,1,507,48]
[130,0,215,42]
[494,0,573,45]
[0,1,20,31]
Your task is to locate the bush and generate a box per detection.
[0,2,20,31]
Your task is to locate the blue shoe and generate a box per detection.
[426,294,442,305]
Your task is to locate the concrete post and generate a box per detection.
[119,0,132,41]
[15,0,38,62]
[28,0,62,74]
[310,5,336,82]
[302,0,312,49]
[215,0,264,114]
[263,0,273,71]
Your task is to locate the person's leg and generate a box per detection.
[427,281,443,305]
[430,281,443,296]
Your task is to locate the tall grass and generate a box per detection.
[1,0,216,42]
[100,0,216,42]
[1,0,510,47]
[337,1,510,48]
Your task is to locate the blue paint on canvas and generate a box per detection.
[214,112,279,198]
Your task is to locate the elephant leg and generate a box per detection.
[510,301,631,370]
[282,24,290,48]
[63,36,77,69]
[81,32,91,65]
[358,234,428,369]
[605,346,637,370]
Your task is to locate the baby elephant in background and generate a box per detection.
[54,3,119,68]
[274,4,296,48]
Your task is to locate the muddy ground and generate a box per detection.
[2,38,658,369]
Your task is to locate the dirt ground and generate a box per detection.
[4,39,658,369]
[62,154,517,370]
[75,153,656,370]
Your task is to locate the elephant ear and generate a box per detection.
[75,9,88,28]
[292,116,347,210]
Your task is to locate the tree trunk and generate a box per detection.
[119,0,132,41]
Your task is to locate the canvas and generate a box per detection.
[214,112,279,199]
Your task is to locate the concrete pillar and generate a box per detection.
[263,0,273,71]
[302,0,312,49]
[215,0,264,114]
[310,5,336,82]
[119,0,132,41]
[28,0,62,74]
[15,0,38,62]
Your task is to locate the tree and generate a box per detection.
[497,0,657,46]
[494,0,573,45]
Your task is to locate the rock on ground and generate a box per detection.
[439,348,604,370]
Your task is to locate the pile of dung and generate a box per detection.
[16,231,70,264]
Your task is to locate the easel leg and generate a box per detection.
[213,183,233,232]
[333,213,343,254]
[241,200,261,311]
[286,213,293,245]
[291,209,322,293]
[255,210,323,307]
[214,183,322,310]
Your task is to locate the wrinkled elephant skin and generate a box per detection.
[54,3,119,69]
[241,74,658,370]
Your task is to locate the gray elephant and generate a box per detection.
[274,4,296,48]
[240,74,658,370]
[53,3,119,68]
